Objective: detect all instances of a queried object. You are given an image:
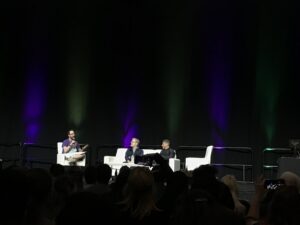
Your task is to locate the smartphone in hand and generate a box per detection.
[264,179,285,190]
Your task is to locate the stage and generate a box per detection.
[1,143,295,182]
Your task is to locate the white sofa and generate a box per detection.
[57,142,86,166]
[104,148,180,175]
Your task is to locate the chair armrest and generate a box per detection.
[57,154,65,165]
[169,158,180,171]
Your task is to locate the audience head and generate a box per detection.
[279,171,300,191]
[122,167,157,219]
[171,189,244,225]
[54,175,76,196]
[127,167,153,193]
[84,166,97,185]
[26,168,52,204]
[151,153,173,182]
[96,163,112,185]
[267,186,300,225]
[56,192,112,225]
[0,167,29,224]
[50,163,65,177]
[166,171,189,194]
[192,165,218,189]
[192,165,234,210]
[115,166,130,185]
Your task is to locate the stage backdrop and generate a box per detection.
[1,0,300,175]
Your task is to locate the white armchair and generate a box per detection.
[57,142,86,166]
[185,145,213,171]
[103,148,127,165]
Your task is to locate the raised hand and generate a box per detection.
[70,140,76,147]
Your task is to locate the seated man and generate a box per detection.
[160,139,176,160]
[62,130,88,163]
[124,138,144,163]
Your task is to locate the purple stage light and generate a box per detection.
[206,38,231,146]
[122,100,138,147]
[23,68,46,143]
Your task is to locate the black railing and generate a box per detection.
[0,143,22,166]
[1,142,254,180]
[262,147,293,178]
[94,145,253,181]
[177,146,253,181]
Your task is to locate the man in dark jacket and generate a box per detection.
[160,139,176,160]
[125,138,144,163]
